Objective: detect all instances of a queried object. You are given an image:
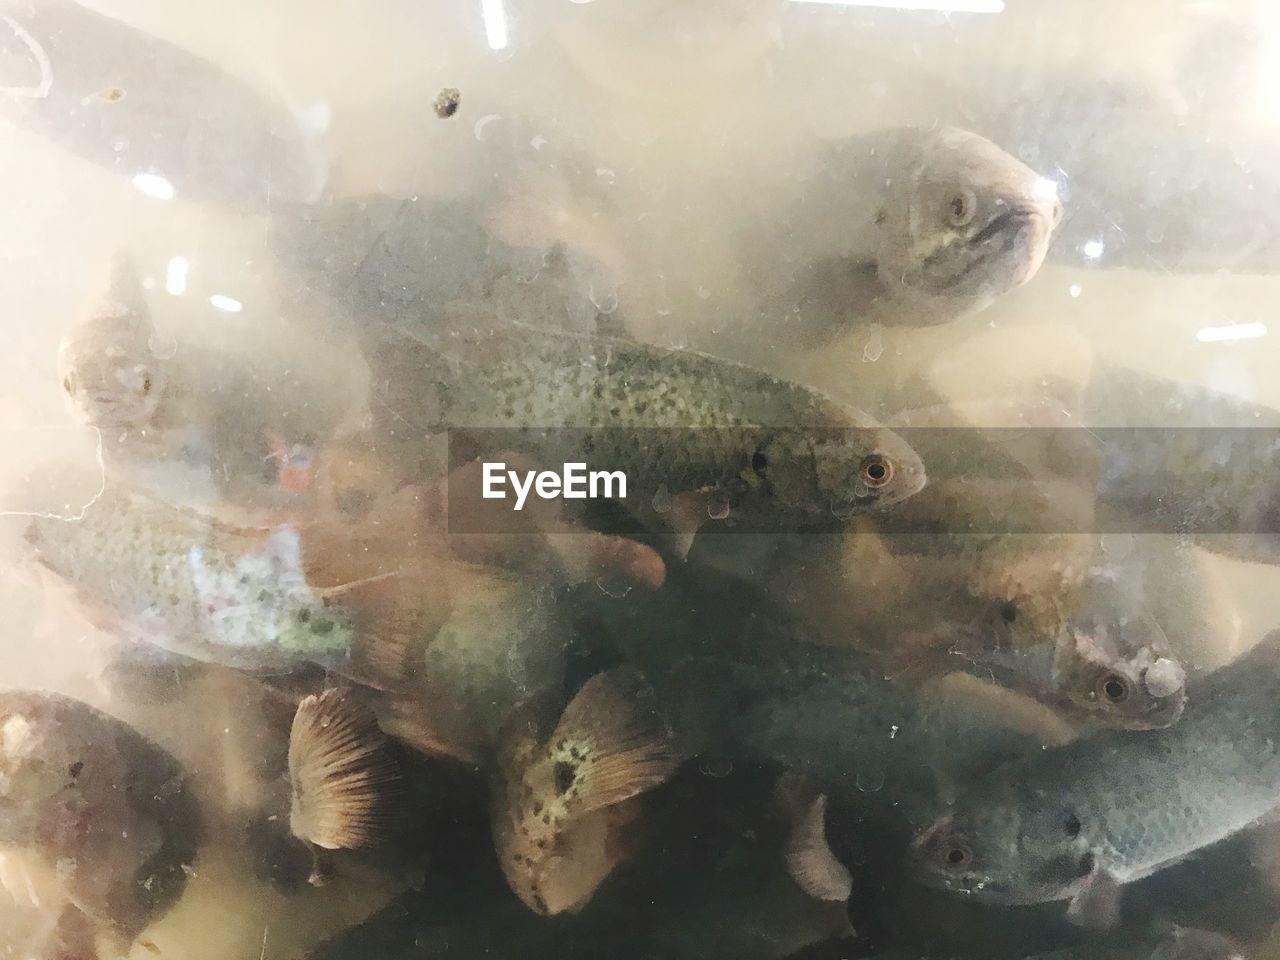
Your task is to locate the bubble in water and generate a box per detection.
[698,756,734,778]
[530,134,548,150]
[696,285,711,300]
[473,113,502,141]
[414,930,451,954]
[595,166,617,185]
[652,484,672,514]
[147,331,178,360]
[862,326,884,363]
[707,493,730,521]
[855,765,885,793]
[1145,224,1165,244]
[1099,533,1133,559]
[594,574,632,599]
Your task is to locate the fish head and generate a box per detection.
[1056,631,1188,730]
[58,257,165,430]
[907,785,1095,905]
[800,427,926,518]
[876,127,1062,311]
[0,695,78,842]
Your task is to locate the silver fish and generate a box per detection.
[745,125,1062,335]
[24,483,367,672]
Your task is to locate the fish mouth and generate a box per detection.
[908,865,1070,906]
[916,207,1050,296]
[970,209,1021,246]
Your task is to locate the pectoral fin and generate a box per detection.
[785,792,853,903]
[1066,860,1122,930]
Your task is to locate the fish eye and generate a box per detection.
[1098,673,1130,704]
[1077,851,1096,877]
[947,190,975,228]
[751,449,769,477]
[142,375,152,394]
[61,375,73,394]
[944,843,972,869]
[1064,813,1082,838]
[860,454,893,488]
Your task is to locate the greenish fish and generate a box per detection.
[369,323,926,526]
[24,484,363,672]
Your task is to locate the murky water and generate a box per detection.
[4,1,1280,958]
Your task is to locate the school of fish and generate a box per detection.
[4,4,1280,960]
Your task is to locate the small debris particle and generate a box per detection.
[434,87,461,119]
[82,86,126,105]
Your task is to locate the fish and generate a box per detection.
[57,254,348,516]
[0,0,327,210]
[724,385,1246,729]
[23,481,394,673]
[270,195,622,345]
[491,669,679,915]
[906,630,1280,925]
[57,253,166,433]
[368,563,572,765]
[95,643,209,707]
[367,323,926,535]
[0,690,200,948]
[655,647,1072,830]
[1043,571,1188,729]
[743,125,1062,336]
[973,68,1280,274]
[574,571,1071,825]
[1071,363,1280,565]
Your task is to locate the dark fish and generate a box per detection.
[0,691,199,948]
[907,631,1280,924]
